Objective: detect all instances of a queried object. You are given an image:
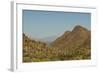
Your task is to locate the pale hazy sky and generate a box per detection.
[23,10,91,38]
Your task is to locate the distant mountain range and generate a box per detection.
[23,25,91,62]
[39,36,58,44]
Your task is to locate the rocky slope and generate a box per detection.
[51,25,91,50]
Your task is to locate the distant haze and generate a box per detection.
[23,10,91,40]
[39,36,58,43]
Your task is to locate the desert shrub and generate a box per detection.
[23,56,31,62]
[32,58,50,62]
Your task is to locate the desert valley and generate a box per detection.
[23,25,91,62]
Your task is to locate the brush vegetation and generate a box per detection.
[23,25,91,62]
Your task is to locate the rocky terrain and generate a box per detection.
[23,25,91,62]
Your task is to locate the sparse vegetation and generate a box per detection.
[23,25,91,62]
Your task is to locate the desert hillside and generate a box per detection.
[51,25,90,49]
[23,25,91,62]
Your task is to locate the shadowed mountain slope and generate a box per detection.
[51,25,90,50]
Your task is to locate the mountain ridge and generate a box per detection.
[23,25,91,62]
[51,25,90,50]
